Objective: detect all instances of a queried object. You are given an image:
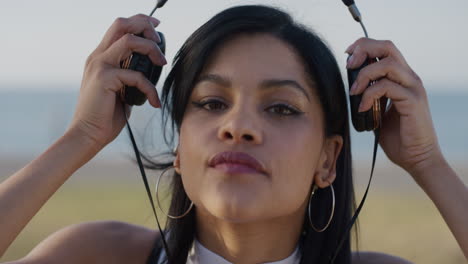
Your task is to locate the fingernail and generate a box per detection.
[345,45,353,54]
[154,97,161,108]
[157,95,161,106]
[150,17,160,26]
[155,32,161,44]
[358,101,366,112]
[161,56,167,65]
[347,54,355,69]
[350,82,358,95]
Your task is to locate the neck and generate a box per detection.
[195,204,306,264]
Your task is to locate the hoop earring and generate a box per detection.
[155,166,194,219]
[308,182,335,232]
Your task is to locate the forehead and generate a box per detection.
[199,33,316,92]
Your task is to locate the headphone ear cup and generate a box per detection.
[149,32,165,88]
[347,57,380,132]
[120,32,166,106]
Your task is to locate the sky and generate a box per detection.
[0,0,467,92]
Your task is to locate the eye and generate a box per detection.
[267,103,303,116]
[191,99,227,111]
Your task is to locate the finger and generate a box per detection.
[346,38,408,69]
[95,14,161,54]
[381,100,399,127]
[128,13,162,43]
[350,57,419,96]
[111,68,161,108]
[358,79,415,116]
[103,33,166,67]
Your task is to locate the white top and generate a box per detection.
[186,239,301,264]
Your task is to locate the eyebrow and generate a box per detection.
[195,74,311,102]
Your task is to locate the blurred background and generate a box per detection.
[0,0,467,263]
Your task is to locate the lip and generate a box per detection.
[208,151,268,175]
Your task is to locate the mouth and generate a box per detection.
[208,151,268,176]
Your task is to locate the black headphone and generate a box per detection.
[119,1,386,262]
[120,0,386,132]
[119,0,167,106]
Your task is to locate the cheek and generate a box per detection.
[270,117,323,177]
[268,125,323,214]
[176,120,210,204]
[178,121,208,164]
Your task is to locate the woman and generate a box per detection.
[0,5,466,264]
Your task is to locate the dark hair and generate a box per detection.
[142,4,355,264]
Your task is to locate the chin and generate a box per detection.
[199,180,273,223]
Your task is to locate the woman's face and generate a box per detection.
[176,33,341,223]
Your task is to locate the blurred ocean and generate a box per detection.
[0,88,467,162]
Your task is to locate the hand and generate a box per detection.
[346,38,444,178]
[69,14,166,150]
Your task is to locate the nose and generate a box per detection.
[217,105,263,145]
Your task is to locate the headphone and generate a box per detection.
[119,1,386,262]
[120,0,386,132]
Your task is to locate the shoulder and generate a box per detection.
[18,221,159,264]
[352,251,414,264]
